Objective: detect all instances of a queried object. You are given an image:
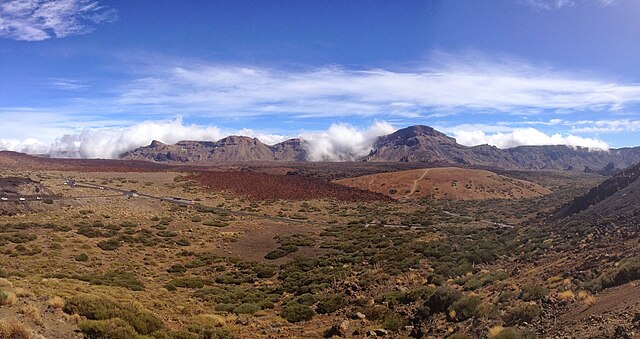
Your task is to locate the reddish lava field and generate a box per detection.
[186,171,391,202]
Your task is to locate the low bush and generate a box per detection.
[90,271,145,291]
[0,319,32,338]
[63,294,163,335]
[78,318,139,339]
[449,296,482,321]
[281,302,314,323]
[600,256,640,289]
[75,253,89,262]
[519,284,548,301]
[503,303,541,326]
[316,294,347,314]
[97,239,120,251]
[490,326,536,339]
[426,286,462,314]
[233,303,260,314]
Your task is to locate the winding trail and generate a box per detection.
[405,169,430,199]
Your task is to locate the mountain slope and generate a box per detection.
[552,161,640,222]
[118,125,640,172]
[365,126,640,171]
[121,137,307,162]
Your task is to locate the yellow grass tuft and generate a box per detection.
[0,318,32,339]
[577,290,596,306]
[557,290,575,300]
[48,296,65,309]
[488,325,504,338]
[0,290,17,306]
[192,314,226,327]
[13,287,33,298]
[21,304,42,322]
[0,278,13,288]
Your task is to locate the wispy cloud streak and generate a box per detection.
[0,0,117,41]
[115,58,640,119]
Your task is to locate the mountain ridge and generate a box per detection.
[121,125,640,172]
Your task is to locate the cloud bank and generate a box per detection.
[301,121,395,161]
[0,138,49,154]
[0,119,618,160]
[49,118,222,158]
[452,127,610,150]
[0,0,117,41]
[115,58,640,119]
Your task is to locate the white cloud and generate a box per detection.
[525,0,618,10]
[300,121,395,161]
[452,127,609,150]
[569,119,640,133]
[0,138,49,154]
[0,0,116,41]
[49,117,223,158]
[44,118,395,161]
[114,58,640,119]
[0,118,621,159]
[234,129,289,145]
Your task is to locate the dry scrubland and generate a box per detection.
[0,161,639,338]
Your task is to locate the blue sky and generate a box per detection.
[0,0,639,158]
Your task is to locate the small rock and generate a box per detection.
[356,312,366,320]
[373,329,388,336]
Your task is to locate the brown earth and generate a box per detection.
[335,167,552,200]
[0,151,170,172]
[186,171,391,202]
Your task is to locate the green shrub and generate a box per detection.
[186,325,234,339]
[78,318,139,339]
[90,271,145,291]
[175,239,191,246]
[167,264,187,274]
[264,245,298,260]
[0,289,8,305]
[281,302,314,323]
[449,296,482,321]
[97,239,120,251]
[203,220,229,227]
[64,294,163,335]
[447,334,473,339]
[233,303,260,314]
[600,256,640,289]
[75,253,89,262]
[382,312,407,332]
[491,327,536,339]
[316,294,346,314]
[503,303,541,326]
[151,329,199,339]
[519,284,548,301]
[426,286,462,314]
[254,265,276,279]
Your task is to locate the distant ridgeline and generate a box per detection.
[121,125,640,172]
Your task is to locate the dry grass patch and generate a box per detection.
[557,290,575,301]
[488,325,504,338]
[0,318,32,339]
[21,304,42,323]
[48,296,65,309]
[0,289,17,306]
[0,278,13,288]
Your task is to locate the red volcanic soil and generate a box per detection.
[186,171,391,202]
[0,151,170,172]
